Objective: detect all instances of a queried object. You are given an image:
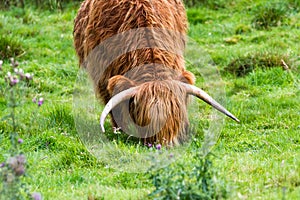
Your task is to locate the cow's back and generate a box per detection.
[73,0,188,103]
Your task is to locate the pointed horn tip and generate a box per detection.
[234,118,240,123]
[230,115,240,123]
[100,123,105,133]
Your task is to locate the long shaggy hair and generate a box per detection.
[73,0,239,145]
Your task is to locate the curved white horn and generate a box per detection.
[181,82,240,123]
[100,86,140,132]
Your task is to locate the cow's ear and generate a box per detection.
[177,71,195,85]
[108,75,136,95]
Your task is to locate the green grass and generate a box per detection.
[1,1,300,199]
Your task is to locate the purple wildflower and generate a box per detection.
[17,154,26,164]
[156,144,162,150]
[31,192,42,200]
[18,138,24,144]
[0,162,5,168]
[15,165,25,176]
[38,98,44,107]
[32,97,37,103]
[148,143,152,148]
[9,76,19,86]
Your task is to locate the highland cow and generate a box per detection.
[73,0,239,145]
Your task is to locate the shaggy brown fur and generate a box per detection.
[74,0,195,145]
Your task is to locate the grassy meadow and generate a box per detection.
[0,0,299,199]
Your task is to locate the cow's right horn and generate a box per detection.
[100,86,140,132]
[181,82,240,123]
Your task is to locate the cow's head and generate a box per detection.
[100,68,239,145]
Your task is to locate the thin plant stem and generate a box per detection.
[9,87,18,155]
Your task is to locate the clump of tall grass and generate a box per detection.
[0,35,24,60]
[225,52,292,77]
[251,2,289,30]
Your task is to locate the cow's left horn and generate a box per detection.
[181,82,240,123]
[100,86,140,132]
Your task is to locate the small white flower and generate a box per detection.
[25,73,33,80]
